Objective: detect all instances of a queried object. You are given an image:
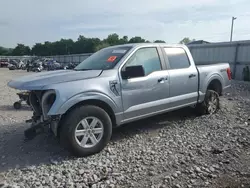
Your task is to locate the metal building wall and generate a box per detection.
[44,40,250,81]
[188,40,250,80]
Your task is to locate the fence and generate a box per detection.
[0,54,92,64]
[188,40,250,80]
[46,54,92,64]
[0,56,33,60]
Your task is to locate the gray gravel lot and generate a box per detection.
[0,68,250,188]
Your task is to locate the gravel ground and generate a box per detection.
[0,68,250,188]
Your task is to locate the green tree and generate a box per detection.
[128,36,146,43]
[73,35,101,54]
[179,37,195,44]
[95,43,110,51]
[0,46,12,55]
[32,43,48,56]
[1,33,166,56]
[12,44,30,55]
[104,33,120,46]
[154,40,166,43]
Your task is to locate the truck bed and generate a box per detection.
[196,63,231,101]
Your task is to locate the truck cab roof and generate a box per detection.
[105,43,187,49]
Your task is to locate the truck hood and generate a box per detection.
[8,70,102,90]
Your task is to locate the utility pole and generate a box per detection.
[230,16,237,42]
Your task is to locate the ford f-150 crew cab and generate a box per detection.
[8,43,231,157]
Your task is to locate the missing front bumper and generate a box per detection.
[24,120,50,140]
[24,115,60,140]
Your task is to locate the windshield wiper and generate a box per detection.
[74,68,92,71]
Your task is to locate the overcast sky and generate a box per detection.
[0,0,250,48]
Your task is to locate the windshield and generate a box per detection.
[74,46,132,71]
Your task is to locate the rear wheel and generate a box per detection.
[59,105,112,157]
[196,90,220,115]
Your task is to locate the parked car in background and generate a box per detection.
[8,59,26,70]
[64,62,79,70]
[0,58,9,68]
[41,58,53,70]
[47,60,64,71]
[8,43,231,157]
[20,59,28,69]
[8,60,18,70]
[31,61,43,72]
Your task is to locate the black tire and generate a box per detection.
[13,102,21,109]
[26,99,30,106]
[195,90,220,115]
[59,105,112,157]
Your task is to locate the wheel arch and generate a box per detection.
[206,79,223,96]
[57,99,116,137]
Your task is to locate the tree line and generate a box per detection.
[0,33,194,56]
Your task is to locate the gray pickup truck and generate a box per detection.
[8,43,231,156]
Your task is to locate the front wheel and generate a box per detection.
[195,90,220,115]
[59,105,112,157]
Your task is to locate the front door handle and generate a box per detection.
[189,74,196,78]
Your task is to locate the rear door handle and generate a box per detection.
[189,74,196,78]
[158,77,165,83]
[158,77,168,83]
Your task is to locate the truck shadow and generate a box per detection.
[112,107,196,141]
[0,105,31,111]
[0,107,195,172]
[0,123,69,172]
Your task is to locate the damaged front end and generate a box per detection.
[25,90,60,140]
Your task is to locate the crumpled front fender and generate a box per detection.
[47,91,119,116]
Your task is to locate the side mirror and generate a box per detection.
[121,65,145,79]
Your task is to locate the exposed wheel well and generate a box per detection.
[58,99,116,136]
[207,79,222,96]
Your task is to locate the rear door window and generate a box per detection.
[164,48,190,69]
